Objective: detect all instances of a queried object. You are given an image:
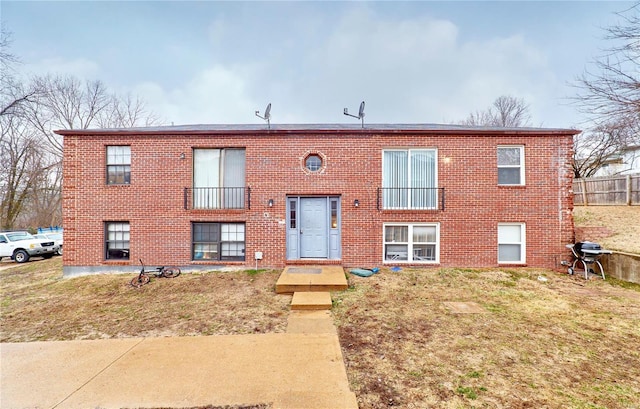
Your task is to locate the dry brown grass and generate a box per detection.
[573,206,640,254]
[0,258,290,342]
[333,267,640,409]
[2,259,640,408]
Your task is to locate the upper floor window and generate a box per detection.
[382,149,437,209]
[193,149,246,209]
[497,146,524,185]
[106,146,131,185]
[305,154,323,172]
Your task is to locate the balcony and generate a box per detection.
[184,187,251,210]
[377,187,445,211]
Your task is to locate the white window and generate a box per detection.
[383,223,439,263]
[498,223,526,264]
[106,146,131,185]
[382,149,437,209]
[193,149,246,209]
[105,222,130,260]
[497,146,524,185]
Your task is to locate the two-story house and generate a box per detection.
[56,124,578,276]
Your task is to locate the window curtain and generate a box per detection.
[383,151,408,208]
[193,149,220,208]
[411,150,436,208]
[222,149,246,208]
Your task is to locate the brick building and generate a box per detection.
[56,124,578,276]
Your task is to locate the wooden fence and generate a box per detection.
[573,174,640,205]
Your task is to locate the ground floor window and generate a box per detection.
[192,222,245,261]
[383,223,439,263]
[105,222,130,260]
[498,223,526,263]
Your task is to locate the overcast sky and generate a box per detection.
[3,1,633,128]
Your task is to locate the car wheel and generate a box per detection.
[14,250,30,263]
[57,246,63,256]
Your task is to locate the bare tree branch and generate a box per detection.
[461,95,532,127]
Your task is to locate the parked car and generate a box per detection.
[0,231,59,263]
[33,233,63,255]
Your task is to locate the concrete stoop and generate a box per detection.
[276,266,348,294]
[291,291,332,310]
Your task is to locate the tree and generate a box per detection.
[572,122,633,178]
[1,32,160,229]
[572,3,640,178]
[573,3,640,130]
[28,75,160,157]
[461,95,532,127]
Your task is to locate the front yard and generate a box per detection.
[2,258,639,408]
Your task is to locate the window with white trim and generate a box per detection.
[105,222,130,260]
[382,149,437,209]
[106,146,131,185]
[383,223,439,263]
[498,223,526,263]
[497,146,524,185]
[192,222,245,261]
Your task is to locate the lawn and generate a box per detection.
[573,206,640,254]
[2,258,639,408]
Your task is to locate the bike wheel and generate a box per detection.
[130,274,150,288]
[161,267,181,278]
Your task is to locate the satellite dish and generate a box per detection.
[255,103,272,129]
[343,100,366,128]
[264,103,271,120]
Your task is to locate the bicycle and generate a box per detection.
[130,259,181,288]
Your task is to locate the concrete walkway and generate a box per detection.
[1,312,357,409]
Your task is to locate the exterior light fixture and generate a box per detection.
[354,199,359,207]
[268,199,274,207]
[179,152,186,160]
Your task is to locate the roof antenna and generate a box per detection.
[343,100,365,128]
[255,103,271,129]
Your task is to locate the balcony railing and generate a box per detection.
[184,187,251,210]
[377,187,445,211]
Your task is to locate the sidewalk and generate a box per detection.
[1,312,358,409]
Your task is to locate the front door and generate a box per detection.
[287,197,341,260]
[300,198,328,258]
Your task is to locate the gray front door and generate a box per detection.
[300,198,328,258]
[286,196,341,260]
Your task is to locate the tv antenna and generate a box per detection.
[343,100,365,128]
[255,103,272,129]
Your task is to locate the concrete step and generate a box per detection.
[291,291,332,310]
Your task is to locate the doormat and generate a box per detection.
[443,302,487,314]
[287,267,322,274]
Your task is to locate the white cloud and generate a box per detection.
[133,64,262,125]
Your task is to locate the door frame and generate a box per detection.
[286,196,341,260]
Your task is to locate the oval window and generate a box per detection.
[305,154,322,172]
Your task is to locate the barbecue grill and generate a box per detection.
[565,241,612,280]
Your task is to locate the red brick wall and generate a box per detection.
[62,130,575,272]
